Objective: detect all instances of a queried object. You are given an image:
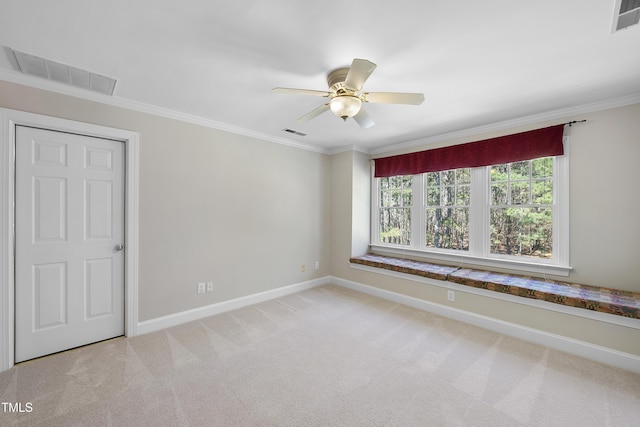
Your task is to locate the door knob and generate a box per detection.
[114,244,124,252]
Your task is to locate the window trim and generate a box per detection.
[371,137,572,277]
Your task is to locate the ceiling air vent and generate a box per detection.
[282,128,307,136]
[11,48,117,95]
[613,0,640,32]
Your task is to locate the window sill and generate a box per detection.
[370,244,572,277]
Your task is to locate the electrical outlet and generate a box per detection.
[206,282,213,292]
[315,261,320,269]
[300,264,306,272]
[197,282,206,294]
[447,290,455,302]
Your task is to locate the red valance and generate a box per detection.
[374,124,565,177]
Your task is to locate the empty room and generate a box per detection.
[1,1,640,426]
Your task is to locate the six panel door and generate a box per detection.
[14,126,125,362]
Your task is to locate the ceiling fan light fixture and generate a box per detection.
[275,58,424,128]
[329,96,361,120]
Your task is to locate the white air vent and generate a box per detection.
[11,49,117,95]
[613,0,640,32]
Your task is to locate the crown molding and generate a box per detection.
[0,70,328,154]
[326,144,372,155]
[3,69,638,158]
[370,93,640,156]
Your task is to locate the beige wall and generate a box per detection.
[330,103,640,356]
[0,80,330,321]
[569,104,640,289]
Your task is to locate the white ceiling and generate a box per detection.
[1,0,639,153]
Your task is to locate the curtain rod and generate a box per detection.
[564,120,586,127]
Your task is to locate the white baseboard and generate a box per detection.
[329,276,640,374]
[136,277,330,335]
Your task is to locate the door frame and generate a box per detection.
[0,108,139,372]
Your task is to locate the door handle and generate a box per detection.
[114,244,124,252]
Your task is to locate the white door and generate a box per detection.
[14,126,125,362]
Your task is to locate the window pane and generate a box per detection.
[402,189,413,206]
[532,179,553,204]
[379,175,412,208]
[510,182,529,205]
[490,164,508,181]
[490,207,552,258]
[380,190,392,207]
[510,161,530,180]
[379,177,390,190]
[491,183,507,205]
[426,208,469,250]
[457,168,471,184]
[427,172,439,187]
[441,170,455,185]
[379,208,411,245]
[427,186,440,206]
[442,186,455,206]
[457,185,470,206]
[393,190,404,206]
[532,157,553,179]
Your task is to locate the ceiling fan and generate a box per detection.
[273,58,424,128]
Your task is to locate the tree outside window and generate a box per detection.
[490,158,553,259]
[425,168,470,251]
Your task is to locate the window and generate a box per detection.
[489,158,553,259]
[372,154,570,275]
[378,175,412,245]
[425,168,470,251]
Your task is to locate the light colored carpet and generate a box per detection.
[1,284,639,426]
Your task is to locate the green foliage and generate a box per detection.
[490,207,552,257]
[379,176,412,244]
[489,158,554,258]
[426,207,469,250]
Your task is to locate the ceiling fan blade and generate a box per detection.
[344,59,377,92]
[364,92,425,105]
[272,87,330,97]
[353,107,375,129]
[297,103,330,123]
